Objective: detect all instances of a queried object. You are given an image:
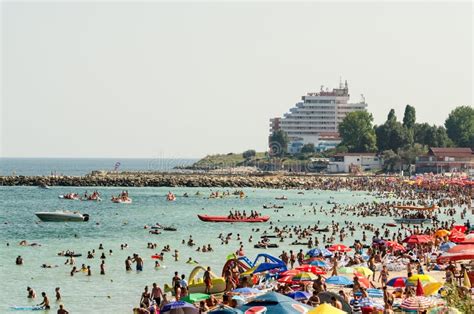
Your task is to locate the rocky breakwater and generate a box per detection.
[0,172,348,189]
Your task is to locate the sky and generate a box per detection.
[1,1,472,158]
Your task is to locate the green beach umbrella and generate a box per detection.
[182,293,210,304]
[338,267,355,274]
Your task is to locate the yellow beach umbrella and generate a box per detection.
[423,282,443,296]
[435,230,450,237]
[354,266,373,276]
[308,303,346,314]
[408,274,436,284]
[463,270,471,288]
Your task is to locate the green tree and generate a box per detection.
[242,149,256,159]
[269,130,289,157]
[338,111,377,152]
[402,104,416,129]
[382,150,401,172]
[301,143,315,154]
[445,106,474,148]
[399,143,427,165]
[375,110,409,152]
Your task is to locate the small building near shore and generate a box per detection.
[415,147,474,174]
[327,153,382,173]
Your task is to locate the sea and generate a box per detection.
[0,159,458,313]
[0,158,198,176]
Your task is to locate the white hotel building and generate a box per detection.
[269,81,367,153]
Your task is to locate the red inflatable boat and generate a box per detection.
[197,215,270,223]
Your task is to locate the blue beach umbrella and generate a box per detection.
[440,242,456,252]
[286,291,311,301]
[209,306,244,314]
[309,260,328,267]
[240,291,311,314]
[161,301,198,314]
[232,287,261,294]
[325,275,353,286]
[355,288,384,298]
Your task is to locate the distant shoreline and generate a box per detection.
[0,171,388,188]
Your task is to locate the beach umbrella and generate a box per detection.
[400,296,433,311]
[354,288,383,298]
[232,288,262,295]
[309,260,328,268]
[463,270,471,288]
[448,244,474,254]
[295,265,326,275]
[277,275,294,284]
[306,248,324,257]
[182,293,210,304]
[408,274,436,284]
[316,292,353,313]
[416,279,424,296]
[428,306,461,314]
[437,252,474,263]
[308,303,346,314]
[387,276,407,287]
[354,266,373,276]
[439,242,456,252]
[280,269,301,276]
[240,291,311,314]
[353,272,370,289]
[325,275,353,286]
[285,291,311,301]
[161,301,199,314]
[328,244,351,252]
[435,229,450,237]
[385,241,406,252]
[209,306,243,314]
[403,235,432,244]
[449,230,466,243]
[292,272,317,282]
[423,282,443,296]
[337,266,355,274]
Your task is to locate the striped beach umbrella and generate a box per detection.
[387,276,407,287]
[292,272,317,282]
[400,296,434,311]
[280,269,301,277]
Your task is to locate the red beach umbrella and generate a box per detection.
[280,269,301,277]
[295,265,326,275]
[416,279,424,296]
[448,244,474,254]
[402,235,432,244]
[353,272,370,289]
[385,241,406,252]
[277,275,294,284]
[328,244,351,252]
[449,230,466,243]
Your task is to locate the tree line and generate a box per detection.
[337,105,473,171]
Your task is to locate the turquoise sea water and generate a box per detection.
[0,158,197,176]
[0,186,385,313]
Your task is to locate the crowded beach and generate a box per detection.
[8,173,474,313]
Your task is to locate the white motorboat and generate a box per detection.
[35,211,89,222]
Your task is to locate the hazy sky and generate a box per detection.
[2,1,472,158]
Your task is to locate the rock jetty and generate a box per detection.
[0,171,360,189]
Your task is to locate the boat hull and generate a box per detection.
[35,212,88,222]
[394,218,431,224]
[197,215,270,223]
